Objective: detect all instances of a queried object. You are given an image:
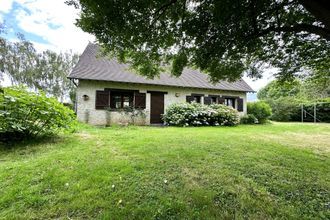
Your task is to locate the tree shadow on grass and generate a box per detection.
[0,135,66,157]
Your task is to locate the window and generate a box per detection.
[186,94,204,103]
[225,98,235,108]
[193,95,201,103]
[95,89,145,110]
[110,91,133,109]
[210,96,217,104]
[204,96,218,105]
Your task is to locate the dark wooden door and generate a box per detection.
[150,92,164,124]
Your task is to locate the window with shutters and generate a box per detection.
[225,98,236,108]
[95,89,138,110]
[205,96,220,105]
[186,95,202,103]
[110,91,134,109]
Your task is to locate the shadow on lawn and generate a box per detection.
[0,134,64,152]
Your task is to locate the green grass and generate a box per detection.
[0,122,329,219]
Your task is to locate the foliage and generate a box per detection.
[240,114,259,124]
[67,0,330,82]
[0,86,76,142]
[301,71,330,100]
[258,78,330,122]
[247,101,272,124]
[300,102,330,123]
[258,78,330,102]
[267,97,301,122]
[0,30,79,102]
[257,79,302,100]
[1,123,330,219]
[163,102,239,126]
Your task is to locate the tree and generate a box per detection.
[0,30,79,102]
[258,77,329,101]
[258,74,330,122]
[66,0,330,82]
[257,80,302,100]
[301,67,330,100]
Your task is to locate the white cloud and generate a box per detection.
[31,40,58,52]
[12,0,94,53]
[243,68,276,91]
[0,0,14,13]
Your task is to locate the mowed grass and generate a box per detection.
[0,123,329,219]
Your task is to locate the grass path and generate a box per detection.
[0,123,329,219]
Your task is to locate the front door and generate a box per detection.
[150,92,164,124]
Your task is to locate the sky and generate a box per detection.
[0,0,274,100]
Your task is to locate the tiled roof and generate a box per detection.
[69,43,254,92]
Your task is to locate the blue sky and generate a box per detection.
[0,0,93,53]
[2,2,48,44]
[0,0,273,98]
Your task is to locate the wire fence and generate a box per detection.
[301,102,330,123]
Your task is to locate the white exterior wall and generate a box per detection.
[76,80,248,125]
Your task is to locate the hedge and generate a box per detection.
[0,86,76,142]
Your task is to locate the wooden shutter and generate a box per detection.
[204,97,212,105]
[186,96,194,103]
[237,98,244,112]
[134,92,146,109]
[218,97,225,104]
[95,91,109,109]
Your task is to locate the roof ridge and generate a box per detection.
[68,44,255,92]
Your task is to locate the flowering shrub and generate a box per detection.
[163,102,239,126]
[0,86,76,142]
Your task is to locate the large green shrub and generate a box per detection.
[247,101,272,124]
[240,114,258,124]
[162,102,239,126]
[0,86,76,142]
[268,97,301,121]
[264,97,330,122]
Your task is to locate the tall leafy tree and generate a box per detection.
[258,77,329,101]
[0,29,79,102]
[257,80,302,100]
[66,0,330,81]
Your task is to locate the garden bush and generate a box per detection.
[0,86,76,142]
[162,102,239,126]
[240,114,258,124]
[268,97,301,122]
[247,101,272,124]
[263,97,330,122]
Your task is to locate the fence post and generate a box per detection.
[314,103,316,123]
[301,104,303,123]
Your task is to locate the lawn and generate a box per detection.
[0,123,329,219]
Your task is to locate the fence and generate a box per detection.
[301,102,330,123]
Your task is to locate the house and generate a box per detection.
[68,43,254,125]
